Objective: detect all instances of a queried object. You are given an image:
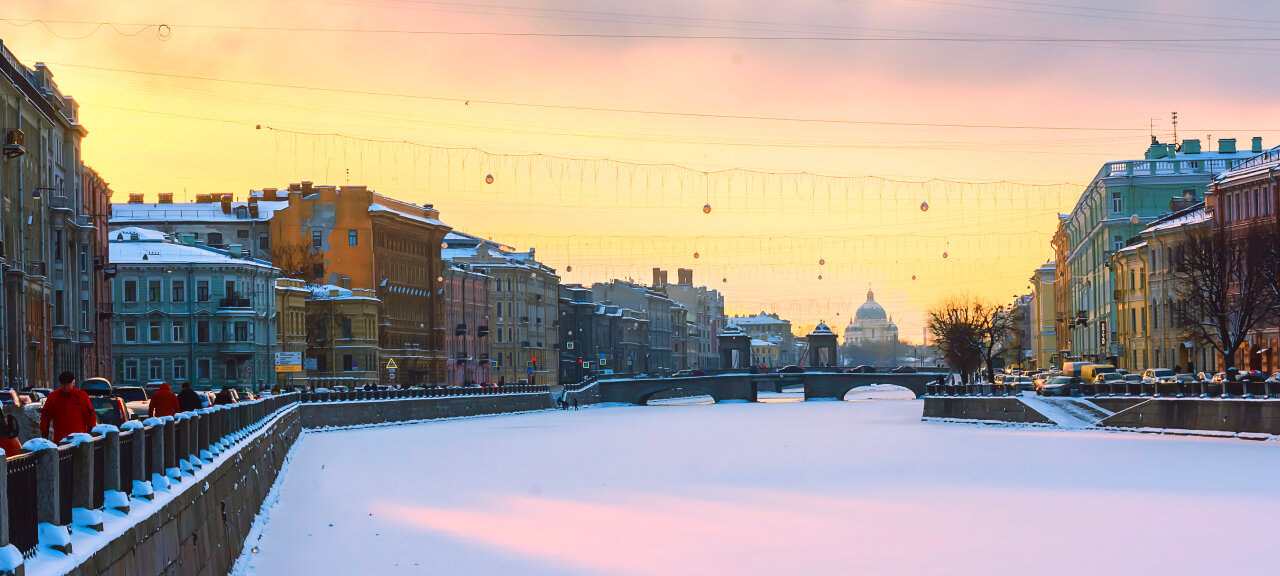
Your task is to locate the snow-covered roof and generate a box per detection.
[110,201,287,223]
[809,322,836,336]
[750,338,778,347]
[306,284,379,301]
[367,203,448,228]
[732,314,788,325]
[110,228,276,269]
[1144,204,1209,234]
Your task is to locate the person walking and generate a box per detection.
[40,372,97,442]
[571,397,579,411]
[214,386,236,406]
[0,414,21,457]
[149,382,180,418]
[177,382,203,412]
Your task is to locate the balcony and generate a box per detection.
[219,297,251,308]
[218,341,256,355]
[47,194,73,212]
[478,325,490,338]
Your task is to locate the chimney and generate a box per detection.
[1252,137,1263,153]
[157,192,173,204]
[127,193,144,204]
[677,268,693,286]
[652,268,668,287]
[248,204,259,218]
[263,187,278,200]
[301,181,313,193]
[220,197,231,214]
[1181,139,1201,154]
[1219,138,1237,154]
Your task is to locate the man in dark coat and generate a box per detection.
[177,382,204,412]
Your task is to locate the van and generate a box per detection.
[1061,362,1091,378]
[1081,364,1117,382]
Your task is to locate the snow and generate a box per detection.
[21,438,56,451]
[1016,394,1113,428]
[235,399,1280,575]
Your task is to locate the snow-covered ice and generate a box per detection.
[236,398,1280,576]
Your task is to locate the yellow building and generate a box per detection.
[305,284,382,389]
[750,338,782,369]
[1028,262,1059,369]
[274,278,310,390]
[1110,247,1149,372]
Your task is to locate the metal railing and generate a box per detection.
[924,379,1279,398]
[302,385,549,402]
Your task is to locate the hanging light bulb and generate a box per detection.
[485,174,494,184]
[703,203,712,214]
[530,272,536,278]
[819,258,825,266]
[566,265,573,272]
[942,252,949,259]
[693,252,700,259]
[436,276,443,283]
[920,201,929,212]
[1130,214,1140,224]
[818,274,823,280]
[722,277,727,283]
[912,275,917,280]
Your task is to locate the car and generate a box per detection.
[113,386,150,419]
[672,370,695,378]
[1007,376,1034,392]
[1039,376,1080,396]
[1268,372,1280,384]
[1142,368,1176,383]
[778,365,805,374]
[847,365,876,373]
[80,377,113,396]
[890,366,917,374]
[1211,372,1228,383]
[1093,372,1126,394]
[0,389,27,406]
[90,396,129,427]
[1239,370,1267,383]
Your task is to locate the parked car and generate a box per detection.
[1008,376,1034,392]
[113,386,150,419]
[1142,368,1176,384]
[1239,370,1267,383]
[80,377,114,396]
[848,365,876,373]
[90,396,129,427]
[1093,372,1126,394]
[890,366,917,374]
[1268,373,1280,384]
[672,370,695,378]
[1039,376,1080,396]
[0,389,28,406]
[778,365,805,374]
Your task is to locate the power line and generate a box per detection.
[48,62,1151,132]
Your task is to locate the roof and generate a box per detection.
[856,289,888,322]
[110,201,287,223]
[1143,202,1209,234]
[306,284,379,301]
[731,313,788,325]
[109,228,277,269]
[367,203,448,228]
[809,322,836,336]
[1214,146,1280,186]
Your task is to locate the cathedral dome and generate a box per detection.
[855,289,887,322]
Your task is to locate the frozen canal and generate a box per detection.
[235,394,1280,575]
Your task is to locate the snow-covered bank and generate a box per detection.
[238,400,1280,575]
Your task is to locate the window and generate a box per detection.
[208,232,224,247]
[172,280,186,302]
[1112,191,1122,213]
[149,321,162,342]
[343,354,355,371]
[197,280,210,302]
[124,280,138,302]
[225,280,237,299]
[81,299,88,327]
[173,359,187,381]
[1130,309,1136,331]
[123,359,138,381]
[312,263,324,281]
[225,359,238,381]
[148,280,161,302]
[124,322,138,343]
[197,321,211,343]
[348,230,358,246]
[237,229,249,239]
[54,290,65,325]
[148,358,163,381]
[259,233,269,251]
[312,229,322,248]
[342,318,352,339]
[1113,235,1124,252]
[197,358,211,381]
[79,249,87,274]
[172,321,186,343]
[235,321,249,342]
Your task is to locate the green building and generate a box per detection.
[1052,137,1262,363]
[110,227,280,391]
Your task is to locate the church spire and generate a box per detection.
[866,285,875,302]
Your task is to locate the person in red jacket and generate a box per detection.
[148,382,180,418]
[40,372,97,442]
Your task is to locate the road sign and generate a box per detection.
[389,370,397,381]
[599,358,607,366]
[386,358,398,370]
[566,341,575,350]
[527,360,535,368]
[583,361,592,369]
[526,368,534,375]
[490,358,499,368]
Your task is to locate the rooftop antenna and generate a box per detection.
[1172,111,1179,147]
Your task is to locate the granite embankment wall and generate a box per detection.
[1101,399,1280,435]
[60,392,552,576]
[921,397,1053,424]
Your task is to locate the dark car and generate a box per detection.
[80,377,113,396]
[778,365,805,374]
[90,396,129,427]
[848,365,876,373]
[1039,376,1080,397]
[890,366,917,374]
[690,370,706,377]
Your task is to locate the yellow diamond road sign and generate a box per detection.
[386,358,398,370]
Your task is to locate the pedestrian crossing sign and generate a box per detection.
[566,341,575,350]
[584,361,592,369]
[491,358,499,368]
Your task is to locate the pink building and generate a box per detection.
[443,261,491,386]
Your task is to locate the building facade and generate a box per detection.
[111,192,284,260]
[660,268,725,371]
[444,232,559,387]
[110,227,279,391]
[593,280,682,374]
[443,261,492,386]
[730,312,797,366]
[1028,262,1058,369]
[269,182,450,385]
[304,284,381,390]
[274,278,309,390]
[558,284,597,384]
[1053,138,1262,363]
[1,46,98,389]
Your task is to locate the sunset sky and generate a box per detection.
[6,0,1280,341]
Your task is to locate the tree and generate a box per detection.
[272,241,324,281]
[927,295,1016,384]
[1171,224,1280,371]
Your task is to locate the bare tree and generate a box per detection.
[272,241,324,281]
[928,295,1017,384]
[1172,224,1280,371]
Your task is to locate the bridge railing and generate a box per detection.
[300,384,549,402]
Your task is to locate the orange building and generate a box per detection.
[267,182,451,385]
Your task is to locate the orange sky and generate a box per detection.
[7,0,1280,341]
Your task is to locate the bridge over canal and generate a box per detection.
[597,372,947,405]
